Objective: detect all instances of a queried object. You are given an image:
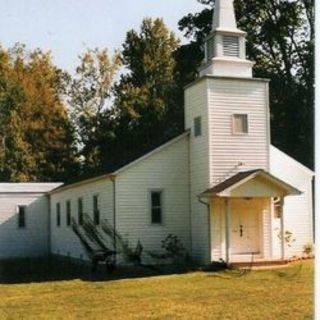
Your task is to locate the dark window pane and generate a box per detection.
[152,208,162,224]
[18,206,26,228]
[94,210,100,225]
[66,201,71,226]
[78,198,83,225]
[151,192,161,207]
[194,117,202,137]
[93,195,98,211]
[56,203,61,227]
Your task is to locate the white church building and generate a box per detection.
[0,0,314,265]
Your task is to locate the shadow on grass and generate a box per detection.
[0,257,201,284]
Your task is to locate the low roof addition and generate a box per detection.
[0,183,63,194]
[201,169,302,198]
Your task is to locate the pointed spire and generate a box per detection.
[198,0,254,78]
[213,0,238,31]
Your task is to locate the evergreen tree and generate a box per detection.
[177,0,314,168]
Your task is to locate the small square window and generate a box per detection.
[151,191,163,224]
[194,116,202,137]
[232,114,248,134]
[18,206,26,228]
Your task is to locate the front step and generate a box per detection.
[229,259,289,268]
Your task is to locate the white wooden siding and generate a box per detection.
[270,146,314,259]
[0,183,61,259]
[50,179,114,261]
[115,135,190,264]
[185,79,211,263]
[208,78,270,185]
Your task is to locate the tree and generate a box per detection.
[68,48,121,175]
[177,0,314,168]
[0,44,77,182]
[112,18,181,167]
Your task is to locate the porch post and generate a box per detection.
[225,198,231,263]
[280,198,285,260]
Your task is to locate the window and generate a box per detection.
[93,195,100,225]
[78,198,83,225]
[194,116,202,137]
[223,36,239,57]
[232,114,248,134]
[66,200,71,227]
[150,191,163,224]
[273,197,283,219]
[206,35,215,60]
[18,206,26,228]
[56,203,61,227]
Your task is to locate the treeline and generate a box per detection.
[0,0,314,183]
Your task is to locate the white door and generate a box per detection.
[230,199,261,255]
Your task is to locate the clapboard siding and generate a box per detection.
[0,183,61,259]
[208,78,269,185]
[50,179,114,261]
[184,79,211,263]
[115,135,190,264]
[270,146,314,259]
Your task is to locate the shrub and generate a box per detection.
[303,243,313,258]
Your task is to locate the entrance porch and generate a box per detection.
[201,169,301,265]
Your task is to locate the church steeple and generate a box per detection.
[199,0,254,78]
[213,0,238,31]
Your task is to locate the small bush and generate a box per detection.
[149,234,188,265]
[303,243,313,258]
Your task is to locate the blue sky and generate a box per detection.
[0,0,207,72]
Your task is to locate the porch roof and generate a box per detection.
[201,169,302,198]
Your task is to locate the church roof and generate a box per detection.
[201,169,302,197]
[50,131,190,194]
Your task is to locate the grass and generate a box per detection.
[0,259,314,320]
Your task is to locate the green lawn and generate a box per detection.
[0,260,314,320]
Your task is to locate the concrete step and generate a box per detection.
[229,259,289,268]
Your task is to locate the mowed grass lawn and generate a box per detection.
[0,260,313,320]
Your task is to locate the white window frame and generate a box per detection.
[149,189,164,225]
[232,113,249,135]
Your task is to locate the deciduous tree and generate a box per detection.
[0,44,77,182]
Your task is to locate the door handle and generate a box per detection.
[239,225,243,237]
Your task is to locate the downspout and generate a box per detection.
[198,195,211,264]
[110,175,117,265]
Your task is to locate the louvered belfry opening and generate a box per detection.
[223,35,240,57]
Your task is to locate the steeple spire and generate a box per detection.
[198,0,254,78]
[213,0,237,31]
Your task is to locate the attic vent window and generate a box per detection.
[223,36,239,57]
[206,35,215,61]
